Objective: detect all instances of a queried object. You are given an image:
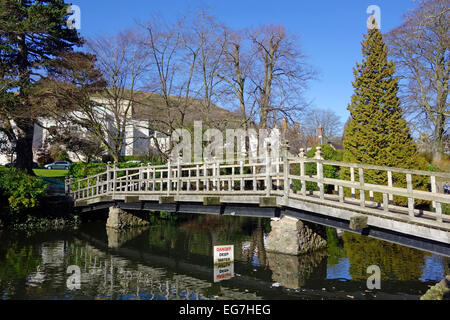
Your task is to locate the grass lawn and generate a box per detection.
[34,169,69,179]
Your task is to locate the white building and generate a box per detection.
[0,97,171,165]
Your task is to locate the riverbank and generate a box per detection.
[421,276,450,300]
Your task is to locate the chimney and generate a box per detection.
[318,125,323,145]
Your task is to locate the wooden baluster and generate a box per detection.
[177,156,181,195]
[253,163,257,192]
[113,162,118,195]
[167,160,172,196]
[196,164,200,191]
[383,193,389,212]
[387,170,393,204]
[266,148,272,197]
[230,166,235,191]
[299,149,306,196]
[140,164,145,191]
[350,167,356,198]
[406,173,415,218]
[187,167,191,192]
[315,147,324,200]
[205,162,209,191]
[435,202,443,223]
[215,158,220,192]
[430,175,437,212]
[359,168,365,208]
[282,141,290,200]
[240,158,244,192]
[152,167,156,192]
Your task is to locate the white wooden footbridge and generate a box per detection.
[66,145,450,256]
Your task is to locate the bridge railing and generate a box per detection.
[287,149,450,225]
[66,147,450,227]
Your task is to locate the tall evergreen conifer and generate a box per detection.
[343,29,427,203]
[0,0,81,173]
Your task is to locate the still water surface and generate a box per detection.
[0,214,447,300]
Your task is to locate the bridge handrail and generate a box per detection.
[288,158,450,179]
[66,150,450,226]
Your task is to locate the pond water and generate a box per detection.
[0,213,447,300]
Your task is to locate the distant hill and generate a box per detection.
[128,91,244,133]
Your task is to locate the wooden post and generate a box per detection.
[177,156,182,195]
[282,141,290,200]
[435,202,443,223]
[315,147,324,200]
[153,167,156,192]
[66,175,73,195]
[196,164,200,191]
[187,166,191,192]
[339,186,344,203]
[350,167,356,198]
[113,162,118,196]
[406,173,414,218]
[383,193,389,212]
[87,177,90,197]
[148,166,152,192]
[253,163,257,192]
[299,149,306,196]
[387,170,393,204]
[140,164,145,191]
[359,168,365,208]
[240,157,244,192]
[167,159,172,196]
[265,147,272,197]
[215,157,220,192]
[204,161,209,191]
[430,175,437,211]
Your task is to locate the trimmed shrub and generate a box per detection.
[0,167,47,214]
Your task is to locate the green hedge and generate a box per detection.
[0,167,48,214]
[69,161,167,192]
[69,161,166,181]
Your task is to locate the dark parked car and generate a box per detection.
[44,161,71,170]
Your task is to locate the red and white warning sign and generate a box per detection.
[213,245,234,265]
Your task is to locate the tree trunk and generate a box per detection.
[432,115,445,161]
[15,119,35,175]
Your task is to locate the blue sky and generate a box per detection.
[70,0,418,122]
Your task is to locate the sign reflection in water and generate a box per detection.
[214,263,234,283]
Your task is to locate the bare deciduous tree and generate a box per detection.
[301,108,343,142]
[386,0,449,160]
[249,24,316,129]
[84,30,151,161]
[217,29,256,129]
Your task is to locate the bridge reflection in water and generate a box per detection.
[0,214,448,300]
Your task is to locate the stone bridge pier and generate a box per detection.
[265,216,328,256]
[106,207,150,230]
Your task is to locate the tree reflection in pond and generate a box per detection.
[0,213,446,300]
[342,232,428,281]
